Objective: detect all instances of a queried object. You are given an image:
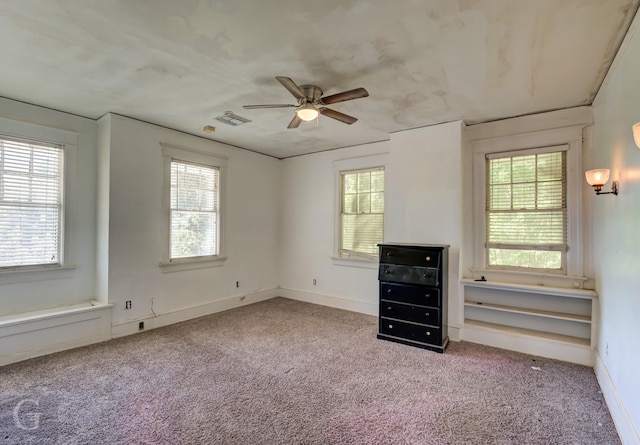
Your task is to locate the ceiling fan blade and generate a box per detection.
[287,114,302,129]
[243,104,296,109]
[276,76,307,100]
[320,87,369,105]
[320,108,358,124]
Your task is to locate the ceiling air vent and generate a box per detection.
[215,111,252,126]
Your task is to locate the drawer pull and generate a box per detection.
[425,331,431,336]
[426,256,431,261]
[425,312,430,317]
[384,269,391,274]
[387,306,392,310]
[387,289,392,294]
[425,294,430,298]
[388,324,394,329]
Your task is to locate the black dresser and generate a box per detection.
[377,243,449,353]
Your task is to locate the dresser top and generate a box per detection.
[378,243,450,249]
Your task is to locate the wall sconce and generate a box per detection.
[633,122,640,148]
[585,169,618,195]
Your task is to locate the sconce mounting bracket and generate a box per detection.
[595,180,618,196]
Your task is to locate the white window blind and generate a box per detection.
[340,167,384,259]
[170,160,219,260]
[486,149,567,271]
[0,137,64,268]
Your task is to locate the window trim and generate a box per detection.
[159,143,227,272]
[471,125,585,284]
[332,152,389,265]
[0,118,78,280]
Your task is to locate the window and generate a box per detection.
[486,148,566,271]
[160,143,226,270]
[470,123,587,285]
[170,160,219,260]
[339,167,384,260]
[0,136,64,268]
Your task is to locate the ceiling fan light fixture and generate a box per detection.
[296,103,319,121]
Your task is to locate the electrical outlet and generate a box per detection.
[313,279,317,285]
[236,281,239,288]
[139,321,144,331]
[125,300,132,309]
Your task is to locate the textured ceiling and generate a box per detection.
[0,0,638,158]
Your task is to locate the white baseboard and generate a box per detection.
[278,287,377,316]
[0,301,112,367]
[462,321,594,366]
[111,287,279,338]
[595,352,640,445]
[279,288,462,343]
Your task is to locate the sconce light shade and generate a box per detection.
[633,122,640,148]
[585,168,618,195]
[296,103,319,121]
[585,169,610,188]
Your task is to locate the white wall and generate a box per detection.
[279,121,463,334]
[279,142,390,315]
[0,98,98,315]
[105,115,281,332]
[591,10,640,444]
[387,122,463,335]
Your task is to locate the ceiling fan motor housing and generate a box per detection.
[298,85,323,103]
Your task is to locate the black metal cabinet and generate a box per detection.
[377,243,449,353]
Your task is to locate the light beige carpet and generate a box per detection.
[0,297,619,444]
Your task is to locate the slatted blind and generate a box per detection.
[486,148,567,270]
[170,160,219,259]
[340,167,384,259]
[0,136,64,267]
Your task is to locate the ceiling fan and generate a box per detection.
[243,76,369,129]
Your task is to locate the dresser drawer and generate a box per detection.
[379,264,439,286]
[380,301,440,325]
[379,318,442,345]
[379,245,441,268]
[380,282,440,306]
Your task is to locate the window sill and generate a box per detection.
[469,268,589,289]
[159,256,227,273]
[0,264,78,285]
[331,256,378,269]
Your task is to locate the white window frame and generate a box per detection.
[0,118,78,282]
[485,145,568,273]
[332,152,389,268]
[471,126,585,285]
[159,143,227,272]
